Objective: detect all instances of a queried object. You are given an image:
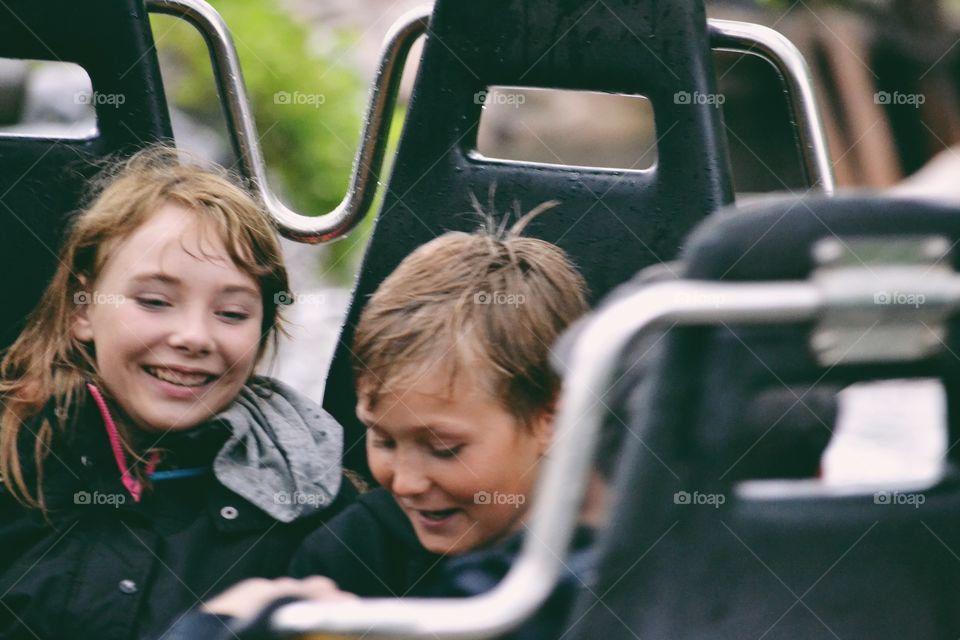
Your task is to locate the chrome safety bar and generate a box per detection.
[709,19,836,195]
[145,0,429,243]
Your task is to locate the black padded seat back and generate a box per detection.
[0,1,172,349]
[325,0,734,475]
[565,196,960,640]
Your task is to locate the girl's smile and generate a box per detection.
[72,203,264,432]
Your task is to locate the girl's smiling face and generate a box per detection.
[71,202,263,432]
[360,367,552,555]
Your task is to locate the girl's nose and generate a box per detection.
[167,309,214,355]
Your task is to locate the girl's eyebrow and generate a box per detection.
[131,272,258,297]
[131,272,178,286]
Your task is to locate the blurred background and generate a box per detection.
[0,0,958,400]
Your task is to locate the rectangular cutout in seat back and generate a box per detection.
[475,87,657,171]
[0,58,101,139]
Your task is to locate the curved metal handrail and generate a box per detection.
[145,3,832,240]
[708,18,836,195]
[145,0,429,243]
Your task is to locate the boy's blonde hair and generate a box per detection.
[353,204,588,425]
[0,146,289,507]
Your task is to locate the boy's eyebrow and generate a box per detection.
[131,272,259,296]
[364,421,466,439]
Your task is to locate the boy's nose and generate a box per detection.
[389,458,431,497]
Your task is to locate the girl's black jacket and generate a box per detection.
[0,397,354,640]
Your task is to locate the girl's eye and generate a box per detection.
[136,296,170,310]
[217,310,251,323]
[430,444,463,460]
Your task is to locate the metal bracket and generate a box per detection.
[811,235,958,365]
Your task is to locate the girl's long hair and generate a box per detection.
[0,146,290,508]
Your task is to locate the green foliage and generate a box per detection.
[150,0,371,282]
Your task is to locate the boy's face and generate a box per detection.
[71,203,263,432]
[359,367,552,555]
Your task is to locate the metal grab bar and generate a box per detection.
[145,3,832,241]
[708,19,836,195]
[145,0,429,243]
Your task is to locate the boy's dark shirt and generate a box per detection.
[166,488,595,640]
[289,488,445,596]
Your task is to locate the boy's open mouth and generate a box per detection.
[419,508,461,521]
[143,366,216,388]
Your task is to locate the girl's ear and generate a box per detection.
[71,276,94,342]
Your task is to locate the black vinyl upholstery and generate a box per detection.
[564,196,960,640]
[0,0,172,349]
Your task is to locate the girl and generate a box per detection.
[0,147,350,640]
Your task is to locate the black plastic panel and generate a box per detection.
[325,0,734,477]
[0,0,173,349]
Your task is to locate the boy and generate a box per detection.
[288,214,589,595]
[168,212,593,637]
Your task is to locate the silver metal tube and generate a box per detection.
[146,0,429,243]
[268,280,822,638]
[709,18,837,196]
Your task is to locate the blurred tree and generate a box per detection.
[151,0,374,283]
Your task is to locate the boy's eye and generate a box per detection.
[371,435,396,450]
[136,296,170,310]
[430,444,463,460]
